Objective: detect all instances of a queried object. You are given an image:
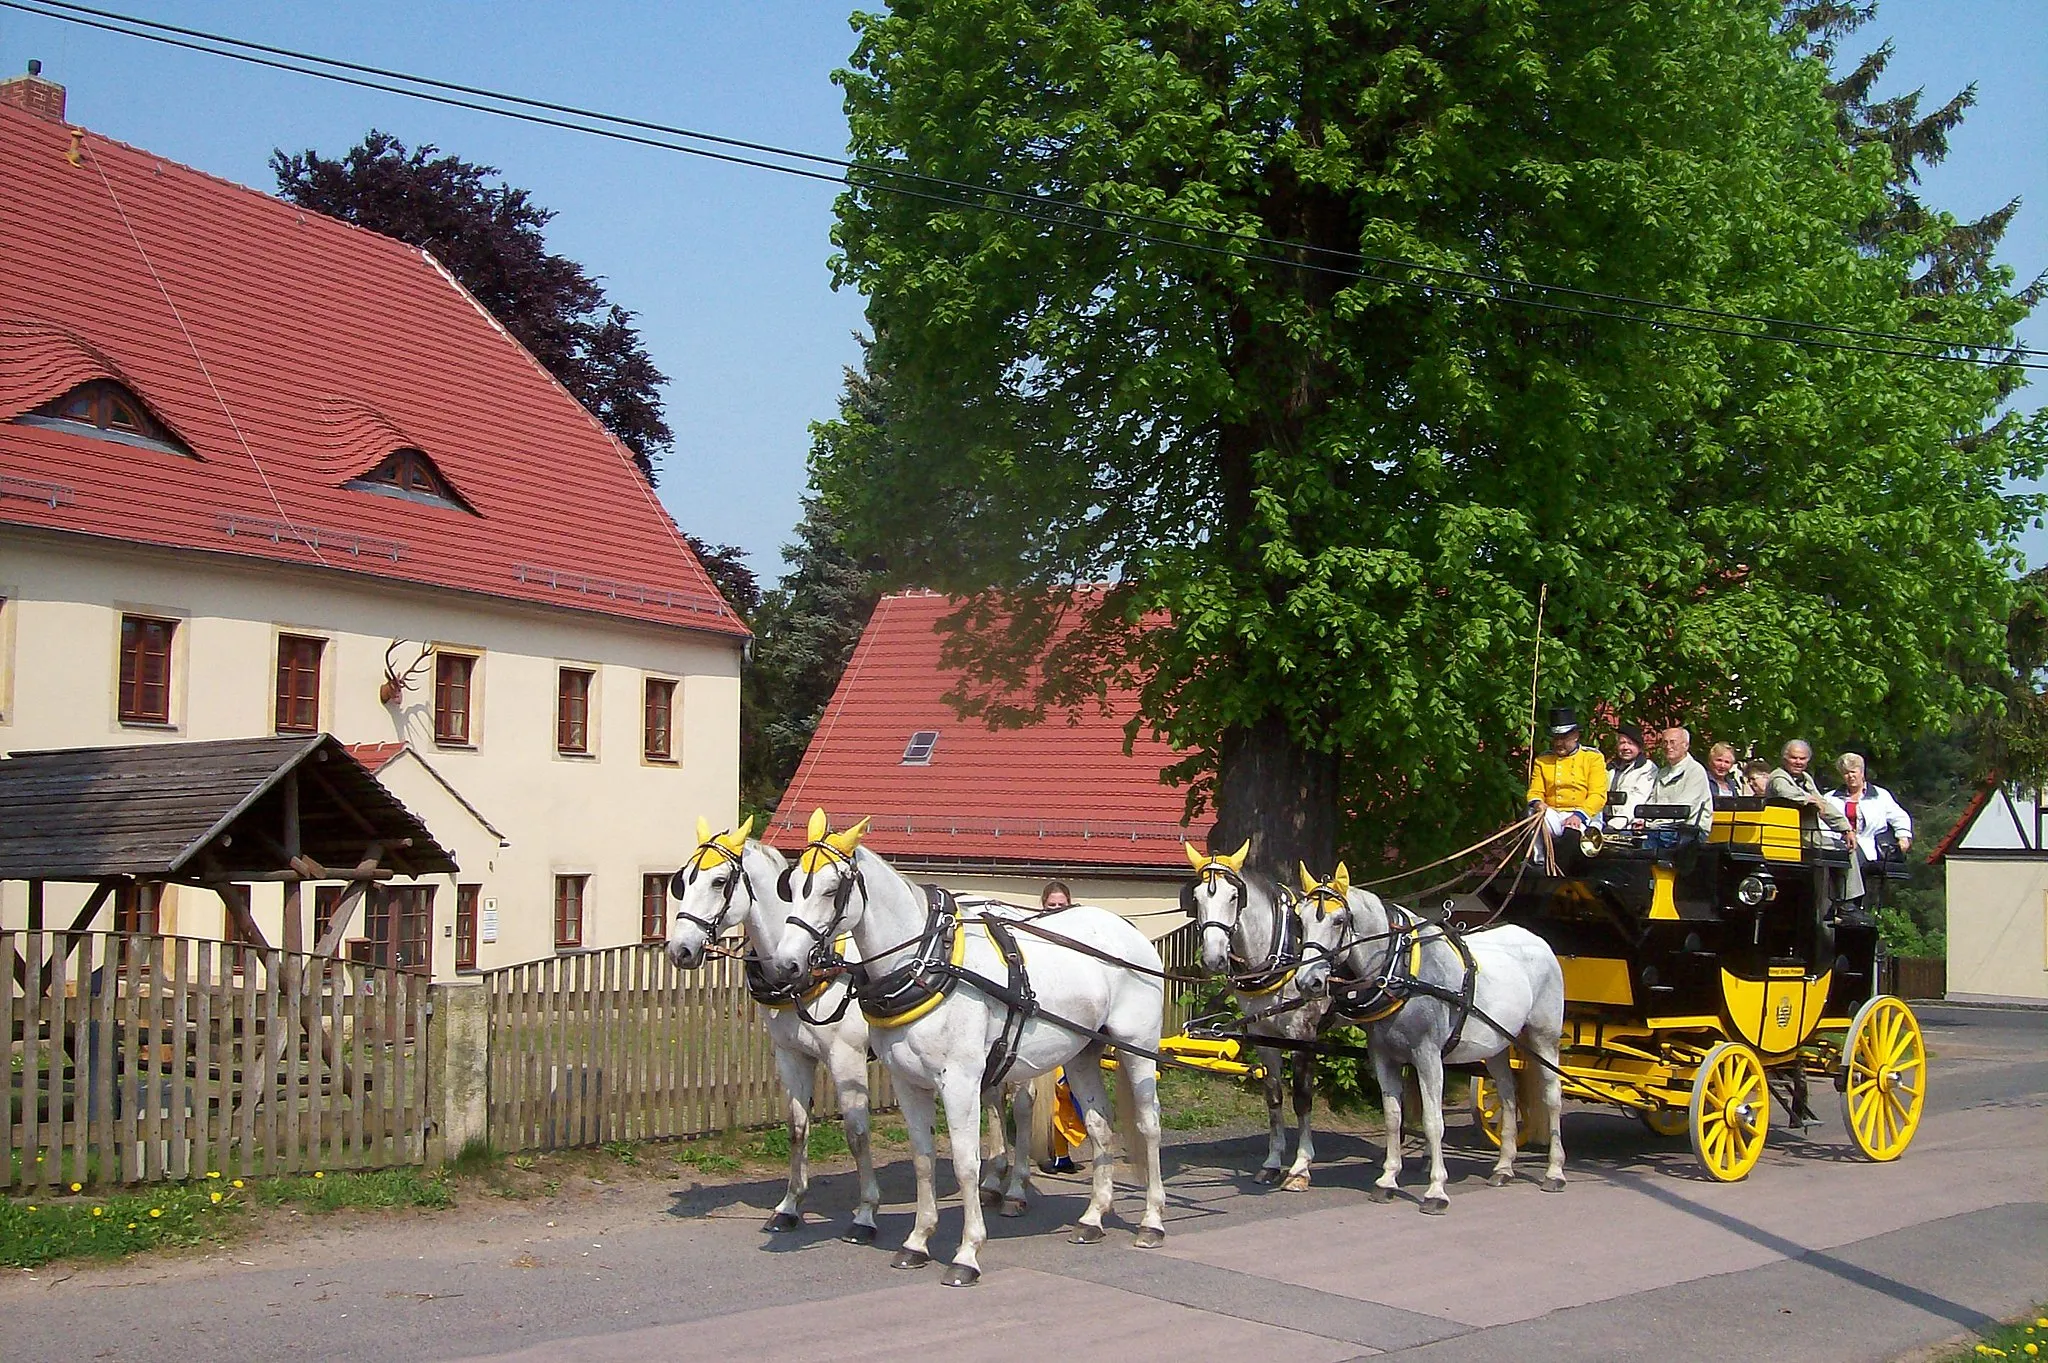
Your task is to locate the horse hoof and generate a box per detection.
[1368,1186,1395,1204]
[762,1211,802,1233]
[841,1223,878,1245]
[1421,1197,1450,1216]
[1540,1176,1566,1193]
[979,1187,1003,1208]
[1133,1227,1166,1250]
[1253,1167,1283,1186]
[1486,1172,1512,1188]
[999,1197,1027,1219]
[1070,1224,1106,1245]
[891,1248,931,1270]
[940,1264,981,1288]
[1280,1172,1310,1193]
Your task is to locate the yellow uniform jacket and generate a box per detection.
[1528,746,1609,817]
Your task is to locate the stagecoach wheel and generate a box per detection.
[1470,1075,1503,1149]
[1640,1107,1690,1138]
[1688,1042,1768,1182]
[1841,995,1926,1162]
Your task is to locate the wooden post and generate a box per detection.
[281,771,304,956]
[27,880,43,931]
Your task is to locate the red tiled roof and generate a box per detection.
[1926,779,1998,865]
[344,741,408,775]
[0,106,745,638]
[770,592,1212,869]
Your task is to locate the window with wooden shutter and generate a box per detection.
[555,875,586,950]
[118,615,175,724]
[275,634,324,733]
[435,652,475,745]
[644,677,676,761]
[557,668,593,754]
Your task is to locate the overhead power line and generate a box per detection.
[6,0,2042,372]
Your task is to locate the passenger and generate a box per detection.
[1767,739,1864,905]
[1826,755,1914,865]
[1706,742,1743,799]
[1526,706,1609,840]
[1741,760,1773,797]
[1606,722,1658,828]
[1039,881,1073,911]
[1646,727,1714,849]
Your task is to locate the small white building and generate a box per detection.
[0,72,747,975]
[1931,784,2048,1004]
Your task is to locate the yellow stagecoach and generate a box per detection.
[1470,797,1925,1181]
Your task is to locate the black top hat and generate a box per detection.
[1547,706,1580,736]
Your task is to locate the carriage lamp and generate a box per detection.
[1736,873,1776,907]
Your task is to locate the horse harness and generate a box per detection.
[674,838,858,1026]
[1181,864,1301,997]
[1311,896,1481,1054]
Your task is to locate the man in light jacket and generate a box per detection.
[1646,726,1714,848]
[1606,722,1659,827]
[1767,739,1864,903]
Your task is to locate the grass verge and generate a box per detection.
[1933,1308,2047,1361]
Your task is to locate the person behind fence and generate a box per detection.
[1606,722,1659,828]
[1767,739,1864,907]
[1706,741,1743,799]
[1527,707,1609,846]
[1040,881,1073,911]
[1645,726,1714,849]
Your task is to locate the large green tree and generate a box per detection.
[816,0,2042,876]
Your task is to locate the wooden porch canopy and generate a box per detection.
[0,734,456,954]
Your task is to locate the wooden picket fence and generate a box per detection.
[3,931,430,1191]
[481,943,898,1153]
[483,924,1204,1155]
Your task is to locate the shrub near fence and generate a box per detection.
[3,931,429,1192]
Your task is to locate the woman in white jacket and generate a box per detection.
[1827,753,1914,864]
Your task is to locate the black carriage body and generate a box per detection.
[1481,798,1883,1057]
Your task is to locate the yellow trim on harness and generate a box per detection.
[1237,964,1297,998]
[861,919,970,1027]
[1343,936,1425,1022]
[759,933,857,1013]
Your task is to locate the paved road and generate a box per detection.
[5,1005,2041,1363]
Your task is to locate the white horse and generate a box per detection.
[1183,841,1332,1190]
[764,810,1167,1286]
[1292,863,1567,1212]
[667,818,883,1242]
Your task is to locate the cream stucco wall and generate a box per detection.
[1943,858,2048,1004]
[904,869,1190,943]
[0,527,741,976]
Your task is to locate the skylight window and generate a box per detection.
[345,447,474,513]
[902,730,940,765]
[16,379,191,456]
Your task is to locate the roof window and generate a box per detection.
[902,731,940,765]
[15,379,191,456]
[346,447,474,513]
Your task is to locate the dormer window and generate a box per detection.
[345,447,473,513]
[16,379,191,456]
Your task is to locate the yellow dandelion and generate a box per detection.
[207,1171,221,1180]
[69,1182,81,1192]
[2024,1346,2037,1358]
[25,1205,35,1212]
[91,1206,104,1217]
[126,1222,136,1229]
[313,1171,325,1179]
[149,1208,163,1218]
[232,1179,244,1189]
[209,1191,223,1204]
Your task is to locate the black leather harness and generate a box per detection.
[1323,903,1481,1053]
[1182,865,1301,996]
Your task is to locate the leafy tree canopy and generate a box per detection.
[816,0,2045,875]
[272,130,675,481]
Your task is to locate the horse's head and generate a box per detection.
[1182,839,1252,975]
[1292,862,1354,998]
[667,816,757,968]
[766,808,871,987]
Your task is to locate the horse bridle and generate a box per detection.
[779,837,865,948]
[1185,862,1298,989]
[669,838,755,942]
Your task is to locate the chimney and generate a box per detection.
[0,60,66,123]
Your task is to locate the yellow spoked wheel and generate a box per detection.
[1640,1107,1690,1138]
[1471,1075,1503,1149]
[1689,1041,1769,1182]
[1841,995,1926,1161]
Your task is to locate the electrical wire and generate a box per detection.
[6,0,2041,371]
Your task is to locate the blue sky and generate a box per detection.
[2,1,2042,579]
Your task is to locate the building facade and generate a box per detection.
[0,76,746,974]
[1932,784,2048,1005]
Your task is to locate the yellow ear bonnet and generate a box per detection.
[1185,841,1207,871]
[807,808,830,842]
[826,816,871,855]
[1333,863,1350,896]
[696,815,713,845]
[1298,863,1316,895]
[1219,839,1251,874]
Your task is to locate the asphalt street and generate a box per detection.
[4,1004,2041,1363]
